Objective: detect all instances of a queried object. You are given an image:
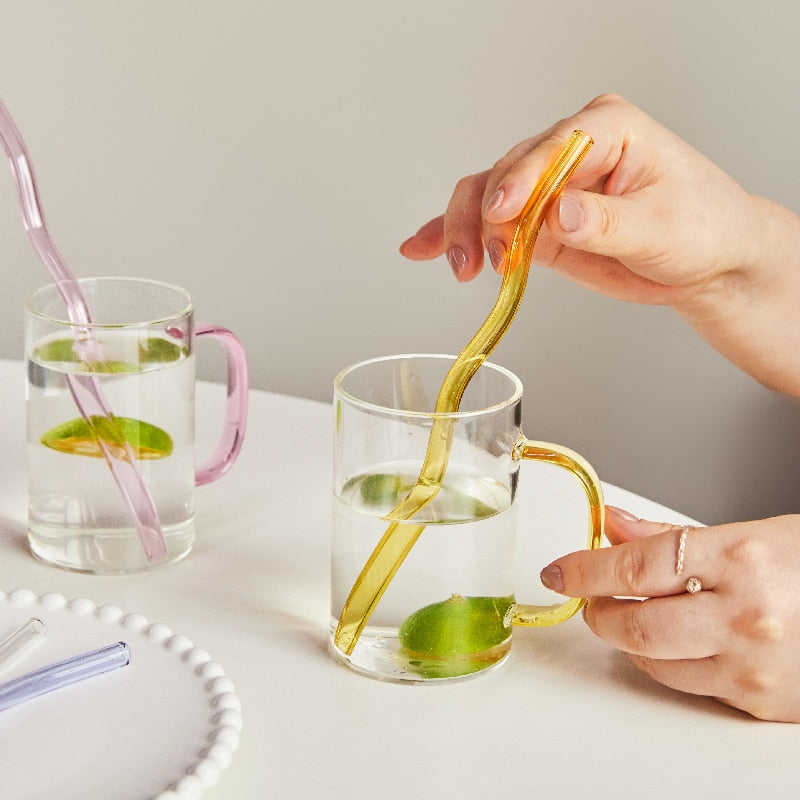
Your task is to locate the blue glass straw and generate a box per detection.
[0,642,131,712]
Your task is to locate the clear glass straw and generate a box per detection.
[334,131,594,655]
[0,97,166,560]
[0,618,47,673]
[0,642,131,712]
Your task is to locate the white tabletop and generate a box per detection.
[0,357,797,799]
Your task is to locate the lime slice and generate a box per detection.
[34,336,184,373]
[137,336,184,364]
[40,416,173,460]
[399,594,514,659]
[359,473,411,505]
[439,485,497,520]
[357,473,498,520]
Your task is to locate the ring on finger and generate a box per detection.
[675,526,703,594]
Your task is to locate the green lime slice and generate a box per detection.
[40,416,173,460]
[399,594,514,659]
[359,473,411,505]
[34,336,184,373]
[357,473,498,520]
[137,336,184,364]
[439,485,498,520]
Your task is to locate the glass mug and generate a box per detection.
[25,276,248,574]
[330,354,604,682]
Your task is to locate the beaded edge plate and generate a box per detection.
[0,588,241,800]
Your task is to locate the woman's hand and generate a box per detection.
[400,94,760,300]
[400,92,800,395]
[540,505,800,722]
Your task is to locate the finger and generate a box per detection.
[604,506,685,545]
[442,172,490,281]
[545,189,697,293]
[482,110,629,225]
[584,594,724,660]
[624,652,730,702]
[527,230,685,305]
[399,216,445,260]
[624,651,786,721]
[540,525,716,599]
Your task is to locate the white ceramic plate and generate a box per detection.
[0,588,241,800]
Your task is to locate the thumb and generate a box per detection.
[552,188,656,264]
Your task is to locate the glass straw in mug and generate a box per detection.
[334,131,594,655]
[0,97,167,561]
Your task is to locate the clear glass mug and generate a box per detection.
[330,354,604,682]
[24,276,248,574]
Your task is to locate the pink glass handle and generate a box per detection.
[194,322,249,486]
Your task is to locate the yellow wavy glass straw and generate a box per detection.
[334,130,594,655]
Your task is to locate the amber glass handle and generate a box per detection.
[512,438,604,627]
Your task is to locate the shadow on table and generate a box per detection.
[0,514,28,557]
[510,620,748,723]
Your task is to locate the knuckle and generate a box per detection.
[734,667,777,695]
[621,602,654,653]
[726,537,770,571]
[450,174,481,203]
[585,92,627,111]
[596,201,621,240]
[614,545,648,595]
[732,610,785,643]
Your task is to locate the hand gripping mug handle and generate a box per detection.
[194,322,249,486]
[511,437,604,627]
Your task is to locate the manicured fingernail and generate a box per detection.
[605,505,639,522]
[540,564,564,592]
[485,187,505,216]
[487,239,506,272]
[447,245,467,278]
[558,195,584,233]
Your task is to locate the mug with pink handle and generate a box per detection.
[25,276,248,573]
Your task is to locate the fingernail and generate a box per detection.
[447,246,467,278]
[485,187,505,216]
[540,564,564,592]
[558,195,584,233]
[605,505,639,523]
[487,239,506,273]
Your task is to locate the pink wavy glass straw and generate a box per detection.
[0,97,167,561]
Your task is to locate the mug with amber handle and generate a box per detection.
[330,353,604,682]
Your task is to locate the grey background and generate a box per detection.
[1,0,799,526]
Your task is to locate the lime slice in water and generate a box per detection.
[399,594,514,658]
[34,336,184,373]
[358,473,498,519]
[359,473,411,505]
[40,416,173,460]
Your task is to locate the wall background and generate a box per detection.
[1,0,799,526]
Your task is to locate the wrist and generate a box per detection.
[673,196,800,394]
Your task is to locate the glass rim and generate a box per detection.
[334,353,523,419]
[24,276,194,327]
